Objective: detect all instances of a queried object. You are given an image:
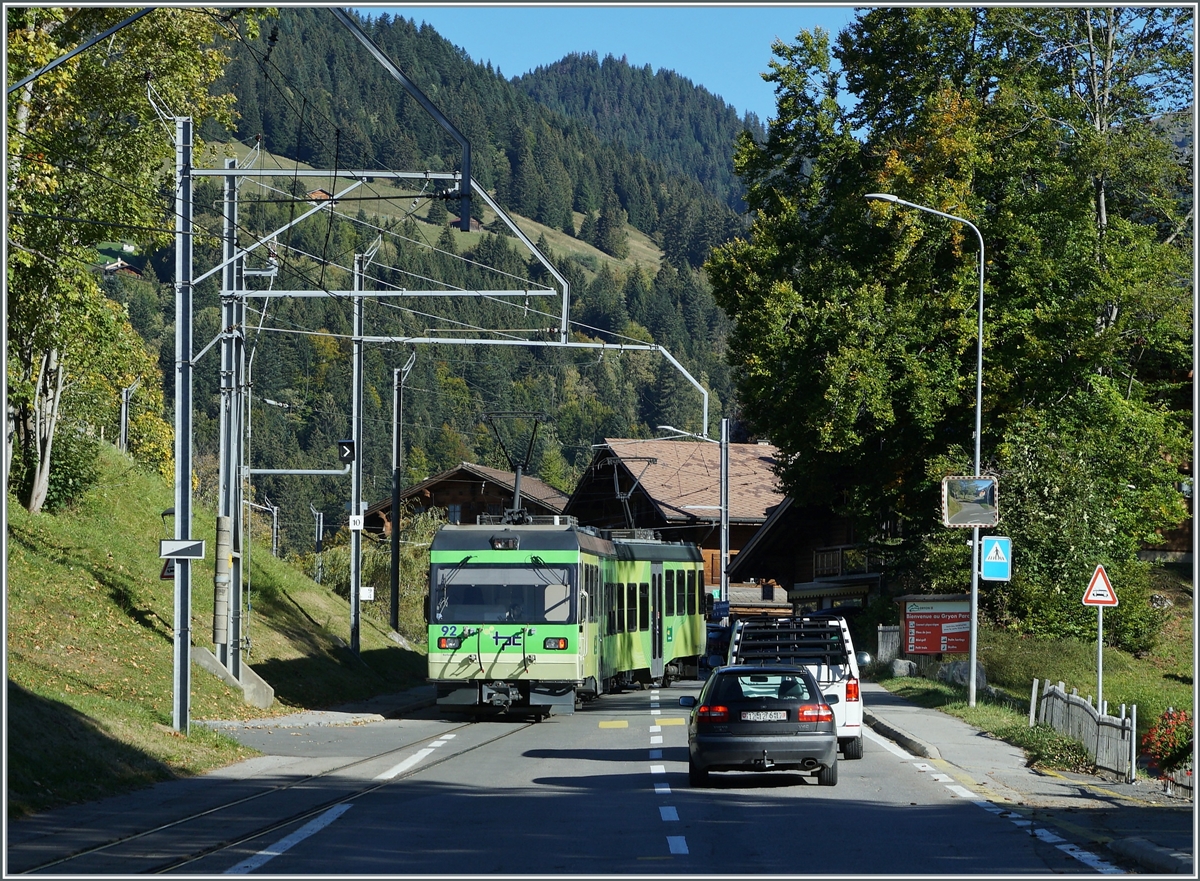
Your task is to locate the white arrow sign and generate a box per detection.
[160,539,206,559]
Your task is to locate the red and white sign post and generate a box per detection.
[1082,565,1118,710]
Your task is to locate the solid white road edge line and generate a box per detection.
[223,803,353,874]
[862,726,914,759]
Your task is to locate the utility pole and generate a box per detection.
[720,417,729,606]
[119,378,140,452]
[216,157,246,680]
[172,116,193,734]
[350,254,364,653]
[310,503,325,583]
[391,350,416,632]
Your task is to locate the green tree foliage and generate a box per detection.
[706,9,1192,650]
[6,7,250,512]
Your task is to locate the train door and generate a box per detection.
[650,562,664,679]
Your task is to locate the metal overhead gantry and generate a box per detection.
[166,6,718,733]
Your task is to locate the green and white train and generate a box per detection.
[427,516,708,718]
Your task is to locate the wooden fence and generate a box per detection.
[1032,679,1137,782]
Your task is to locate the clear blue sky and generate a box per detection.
[357,5,860,124]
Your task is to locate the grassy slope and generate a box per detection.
[219,141,662,282]
[6,445,426,819]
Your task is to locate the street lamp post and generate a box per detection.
[865,193,986,707]
[658,419,730,606]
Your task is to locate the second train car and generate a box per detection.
[427,516,707,718]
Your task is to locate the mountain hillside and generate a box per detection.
[514,51,764,213]
[212,8,744,269]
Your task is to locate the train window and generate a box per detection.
[616,583,625,633]
[665,570,675,616]
[677,570,686,615]
[686,569,697,616]
[626,583,637,632]
[580,591,588,624]
[639,582,649,631]
[605,582,615,634]
[591,566,600,623]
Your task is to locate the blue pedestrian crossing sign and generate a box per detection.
[980,536,1012,581]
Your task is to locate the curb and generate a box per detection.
[1108,836,1194,875]
[863,708,942,760]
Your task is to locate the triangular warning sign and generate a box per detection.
[1082,564,1118,606]
[160,558,175,580]
[985,542,1007,563]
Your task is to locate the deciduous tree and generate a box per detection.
[6,7,254,511]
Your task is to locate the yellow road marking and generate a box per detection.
[599,720,628,729]
[657,717,685,726]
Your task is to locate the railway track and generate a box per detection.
[16,719,535,875]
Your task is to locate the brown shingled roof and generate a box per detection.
[600,437,784,523]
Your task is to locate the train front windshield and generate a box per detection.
[432,564,574,625]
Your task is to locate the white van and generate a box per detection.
[726,615,864,759]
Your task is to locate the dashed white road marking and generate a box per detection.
[650,735,663,745]
[1033,827,1066,845]
[868,720,1123,874]
[650,764,666,774]
[1057,843,1123,874]
[649,725,662,733]
[649,749,663,759]
[375,748,434,780]
[224,804,353,874]
[655,782,671,795]
[651,709,661,715]
[667,836,689,854]
[971,797,1123,873]
[659,806,679,821]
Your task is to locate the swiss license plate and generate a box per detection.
[741,710,787,721]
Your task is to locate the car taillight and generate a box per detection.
[543,637,568,650]
[437,636,462,650]
[697,704,730,723]
[846,678,860,702]
[798,704,834,723]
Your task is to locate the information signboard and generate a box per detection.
[904,599,971,655]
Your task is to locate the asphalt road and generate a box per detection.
[176,683,1110,875]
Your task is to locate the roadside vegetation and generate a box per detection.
[867,567,1193,773]
[6,445,427,820]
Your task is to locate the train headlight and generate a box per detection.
[437,636,462,650]
[542,637,568,650]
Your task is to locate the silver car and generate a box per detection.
[679,665,838,786]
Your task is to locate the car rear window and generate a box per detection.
[711,672,814,702]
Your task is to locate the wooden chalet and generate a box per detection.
[726,497,883,614]
[364,462,569,537]
[563,437,787,613]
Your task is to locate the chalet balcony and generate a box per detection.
[812,545,877,580]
